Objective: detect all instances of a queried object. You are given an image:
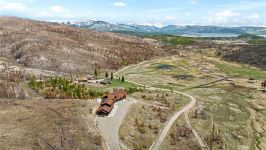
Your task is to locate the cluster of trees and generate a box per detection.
[103,71,114,80]
[150,35,196,46]
[217,45,266,70]
[249,39,266,45]
[97,69,125,83]
[29,76,104,99]
[94,69,117,81]
[125,87,144,94]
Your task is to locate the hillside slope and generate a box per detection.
[0,17,174,73]
[215,45,266,70]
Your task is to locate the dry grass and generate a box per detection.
[117,50,266,149]
[0,68,33,99]
[117,52,225,91]
[161,115,201,150]
[119,90,190,150]
[119,104,171,150]
[187,83,266,150]
[0,99,102,150]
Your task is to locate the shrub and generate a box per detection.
[121,76,125,82]
[138,126,146,134]
[141,94,146,99]
[94,135,102,146]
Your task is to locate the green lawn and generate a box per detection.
[213,61,266,79]
[88,79,141,92]
[106,79,139,89]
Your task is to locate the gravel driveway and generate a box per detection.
[97,99,135,150]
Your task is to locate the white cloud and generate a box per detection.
[248,14,260,20]
[0,2,26,11]
[204,10,264,26]
[37,5,75,19]
[216,1,266,11]
[147,7,183,14]
[50,5,65,13]
[205,10,242,26]
[215,10,240,17]
[185,13,192,17]
[165,16,177,20]
[188,0,198,5]
[38,11,76,19]
[17,0,35,2]
[113,2,127,7]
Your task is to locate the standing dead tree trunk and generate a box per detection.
[261,80,266,91]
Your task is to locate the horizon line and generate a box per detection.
[2,15,266,28]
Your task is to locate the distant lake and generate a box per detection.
[258,35,266,38]
[181,33,239,38]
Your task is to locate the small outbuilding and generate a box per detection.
[76,76,87,82]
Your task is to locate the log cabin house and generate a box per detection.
[97,89,126,116]
[76,75,96,83]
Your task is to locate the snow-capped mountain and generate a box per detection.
[62,20,266,37]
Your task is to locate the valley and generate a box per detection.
[117,50,266,150]
[0,17,175,73]
[0,17,265,150]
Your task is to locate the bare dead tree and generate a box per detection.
[261,80,266,91]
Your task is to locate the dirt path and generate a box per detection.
[115,59,208,150]
[184,110,208,150]
[115,77,207,150]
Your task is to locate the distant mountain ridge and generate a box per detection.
[0,17,175,73]
[63,20,266,37]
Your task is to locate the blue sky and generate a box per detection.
[0,0,266,27]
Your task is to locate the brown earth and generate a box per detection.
[0,17,175,74]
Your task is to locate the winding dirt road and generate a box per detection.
[149,91,197,150]
[124,82,207,150]
[115,59,208,150]
[94,56,207,150]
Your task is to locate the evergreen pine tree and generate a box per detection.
[111,72,114,80]
[94,68,98,77]
[105,72,109,78]
[121,76,125,83]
